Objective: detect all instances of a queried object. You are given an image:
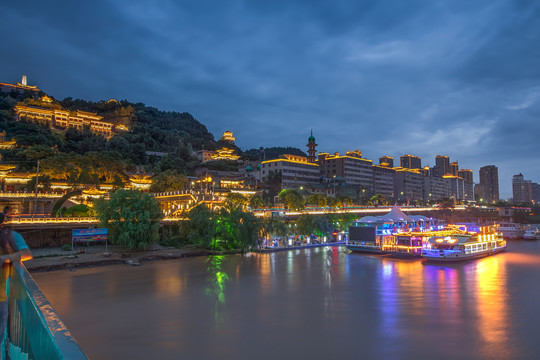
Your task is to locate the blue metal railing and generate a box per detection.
[2,262,87,359]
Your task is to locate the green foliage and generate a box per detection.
[226,192,248,207]
[262,170,282,203]
[249,195,264,209]
[149,170,187,192]
[215,206,260,252]
[260,215,288,239]
[296,214,332,237]
[63,204,91,217]
[307,194,327,207]
[50,189,82,217]
[61,244,72,251]
[94,189,163,250]
[370,194,388,206]
[26,175,52,192]
[185,204,217,248]
[278,189,305,210]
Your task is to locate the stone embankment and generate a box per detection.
[24,245,213,272]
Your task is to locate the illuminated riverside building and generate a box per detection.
[443,175,465,201]
[394,168,424,202]
[317,150,373,189]
[260,154,320,189]
[512,173,540,204]
[423,175,449,202]
[14,101,127,138]
[372,164,395,198]
[479,165,499,203]
[400,154,422,169]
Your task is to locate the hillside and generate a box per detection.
[0,91,217,183]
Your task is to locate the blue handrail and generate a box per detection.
[3,262,87,359]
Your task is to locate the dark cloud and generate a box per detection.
[1,0,539,197]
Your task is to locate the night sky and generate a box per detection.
[2,1,540,198]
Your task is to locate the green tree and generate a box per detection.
[370,194,388,207]
[149,170,187,192]
[249,194,264,209]
[185,204,217,248]
[94,189,163,250]
[278,189,305,211]
[226,192,249,207]
[307,194,327,207]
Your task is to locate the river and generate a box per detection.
[33,241,540,360]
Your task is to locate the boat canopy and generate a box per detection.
[378,205,413,222]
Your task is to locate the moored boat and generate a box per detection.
[422,225,506,262]
[498,222,524,239]
[347,205,442,257]
[523,226,540,240]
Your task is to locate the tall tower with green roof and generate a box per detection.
[307,129,317,163]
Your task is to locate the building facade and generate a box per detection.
[261,154,320,190]
[394,168,424,202]
[400,155,422,169]
[479,165,499,203]
[318,150,373,189]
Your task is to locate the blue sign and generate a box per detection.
[72,228,108,242]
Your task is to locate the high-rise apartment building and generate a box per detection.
[433,155,450,177]
[450,161,459,176]
[379,156,394,168]
[479,165,499,203]
[400,155,422,169]
[318,150,373,189]
[512,173,536,204]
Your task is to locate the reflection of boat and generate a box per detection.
[422,225,506,262]
[498,222,524,239]
[523,227,540,240]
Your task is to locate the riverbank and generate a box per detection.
[25,244,218,273]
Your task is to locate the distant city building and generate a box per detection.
[261,154,320,190]
[512,173,538,204]
[423,176,449,202]
[458,169,473,182]
[394,168,423,202]
[318,150,373,189]
[433,155,450,177]
[450,161,459,176]
[400,154,422,169]
[372,165,395,198]
[479,165,499,203]
[379,156,394,168]
[443,175,464,201]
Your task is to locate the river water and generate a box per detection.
[33,241,540,360]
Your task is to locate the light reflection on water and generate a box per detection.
[33,242,540,360]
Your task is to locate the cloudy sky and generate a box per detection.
[2,0,540,198]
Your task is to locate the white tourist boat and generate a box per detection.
[498,222,524,239]
[422,225,506,262]
[523,226,540,240]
